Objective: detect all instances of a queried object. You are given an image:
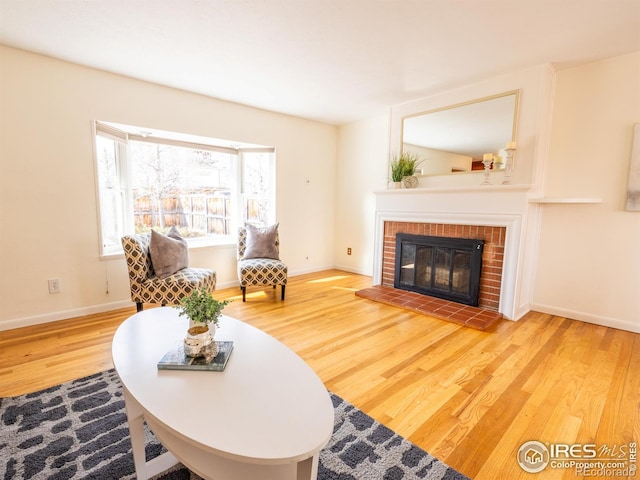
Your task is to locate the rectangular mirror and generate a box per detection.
[402,90,519,176]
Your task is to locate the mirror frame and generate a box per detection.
[399,89,520,175]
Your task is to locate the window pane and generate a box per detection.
[242,152,273,226]
[95,136,124,251]
[129,141,232,238]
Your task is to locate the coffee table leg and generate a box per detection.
[296,454,319,480]
[123,388,149,479]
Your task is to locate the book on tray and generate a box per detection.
[157,340,234,371]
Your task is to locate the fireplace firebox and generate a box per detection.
[394,233,484,306]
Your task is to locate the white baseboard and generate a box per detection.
[331,264,373,276]
[530,302,640,333]
[288,265,342,277]
[214,279,241,290]
[0,299,134,332]
[510,303,532,322]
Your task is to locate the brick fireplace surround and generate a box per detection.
[357,220,506,330]
[383,221,505,310]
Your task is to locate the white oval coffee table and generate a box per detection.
[112,307,334,480]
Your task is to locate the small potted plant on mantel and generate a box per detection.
[175,288,231,358]
[390,152,422,188]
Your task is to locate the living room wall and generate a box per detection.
[0,46,338,329]
[531,51,640,331]
[333,113,389,275]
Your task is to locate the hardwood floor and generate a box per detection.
[1,269,638,480]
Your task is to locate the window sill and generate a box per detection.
[99,237,236,261]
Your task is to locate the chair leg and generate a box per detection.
[241,286,246,302]
[281,285,286,301]
[136,302,143,312]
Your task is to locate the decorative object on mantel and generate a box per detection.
[481,153,493,185]
[389,151,421,188]
[502,141,517,185]
[402,175,419,188]
[625,124,640,211]
[390,155,405,188]
[175,287,231,360]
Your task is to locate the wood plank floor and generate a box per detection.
[1,269,638,480]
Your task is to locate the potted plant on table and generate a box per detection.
[175,288,231,358]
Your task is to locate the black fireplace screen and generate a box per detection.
[394,233,484,306]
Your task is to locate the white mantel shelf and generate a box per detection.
[375,187,602,205]
[375,184,532,195]
[528,197,603,204]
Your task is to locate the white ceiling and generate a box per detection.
[1,0,639,125]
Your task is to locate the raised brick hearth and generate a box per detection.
[355,285,503,331]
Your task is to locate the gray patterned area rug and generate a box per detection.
[0,370,468,480]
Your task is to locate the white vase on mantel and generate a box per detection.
[402,176,419,188]
[391,181,403,189]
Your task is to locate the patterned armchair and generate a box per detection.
[237,226,288,302]
[121,233,216,312]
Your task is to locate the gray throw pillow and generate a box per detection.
[150,226,189,279]
[243,223,280,260]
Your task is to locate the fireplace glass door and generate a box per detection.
[394,234,483,306]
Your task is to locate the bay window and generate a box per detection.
[93,121,275,256]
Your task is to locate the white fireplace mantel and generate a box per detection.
[375,64,556,321]
[372,186,536,321]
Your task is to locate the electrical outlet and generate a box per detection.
[347,247,352,255]
[48,278,61,294]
